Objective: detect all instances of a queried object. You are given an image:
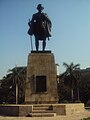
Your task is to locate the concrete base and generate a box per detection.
[53,103,84,115]
[0,103,84,117]
[25,51,58,104]
[0,104,32,116]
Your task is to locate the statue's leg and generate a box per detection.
[35,38,39,51]
[42,39,46,51]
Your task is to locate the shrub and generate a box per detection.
[63,100,68,103]
[87,100,90,106]
[81,117,90,120]
[75,100,82,103]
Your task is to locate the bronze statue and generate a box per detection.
[28,4,52,51]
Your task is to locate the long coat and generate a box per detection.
[28,12,52,40]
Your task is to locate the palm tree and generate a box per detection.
[62,62,80,102]
[8,66,26,104]
[73,70,81,101]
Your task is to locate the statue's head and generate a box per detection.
[37,4,44,11]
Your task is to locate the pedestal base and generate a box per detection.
[25,51,58,104]
[0,103,84,116]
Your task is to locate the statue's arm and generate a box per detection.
[28,14,36,25]
[43,13,52,27]
[28,14,35,36]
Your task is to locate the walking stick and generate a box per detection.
[28,19,33,51]
[30,35,33,51]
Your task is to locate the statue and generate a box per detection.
[28,4,52,51]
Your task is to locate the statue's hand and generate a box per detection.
[48,37,50,40]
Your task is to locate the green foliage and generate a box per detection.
[62,100,69,103]
[74,100,82,103]
[87,100,90,106]
[58,62,90,104]
[61,62,81,102]
[58,78,71,103]
[81,117,90,120]
[79,73,90,103]
[0,67,26,104]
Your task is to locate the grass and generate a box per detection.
[81,117,90,120]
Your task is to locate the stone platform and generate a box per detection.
[0,103,84,117]
[25,51,58,104]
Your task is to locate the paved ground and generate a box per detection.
[0,110,90,120]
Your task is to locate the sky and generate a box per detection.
[0,0,90,79]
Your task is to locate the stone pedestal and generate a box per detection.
[0,103,85,116]
[25,51,58,104]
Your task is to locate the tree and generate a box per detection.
[0,74,16,103]
[80,70,90,103]
[62,62,80,102]
[8,66,26,104]
[0,66,26,104]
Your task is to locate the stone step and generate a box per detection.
[30,112,56,117]
[33,106,50,110]
[32,110,54,113]
[33,104,53,110]
[27,104,55,117]
[33,104,53,107]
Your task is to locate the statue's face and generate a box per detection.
[38,8,43,13]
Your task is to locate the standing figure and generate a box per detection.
[28,4,52,51]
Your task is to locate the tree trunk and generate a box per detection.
[77,88,80,101]
[71,78,74,103]
[71,88,74,102]
[16,82,18,104]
